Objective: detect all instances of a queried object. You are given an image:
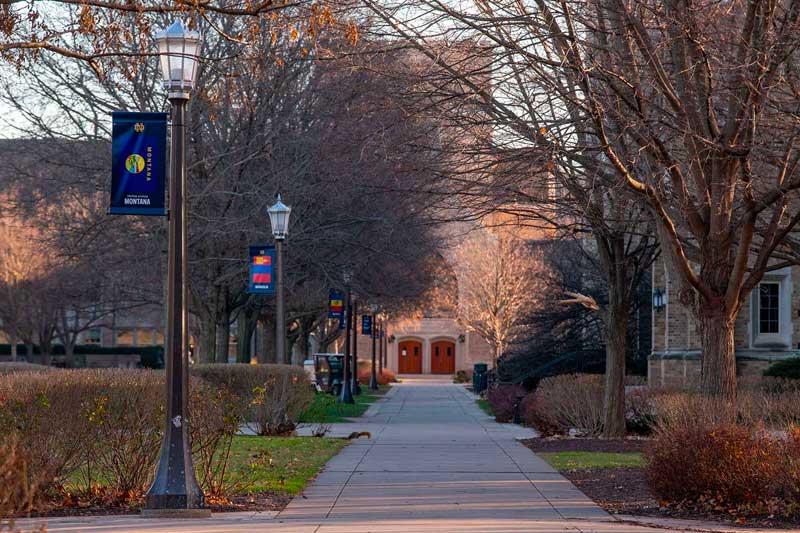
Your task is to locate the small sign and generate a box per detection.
[248,245,276,294]
[329,289,344,319]
[361,314,372,336]
[109,111,168,216]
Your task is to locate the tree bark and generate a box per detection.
[258,315,276,364]
[699,307,737,406]
[10,339,16,362]
[236,312,256,364]
[602,299,629,439]
[215,314,230,364]
[198,315,216,364]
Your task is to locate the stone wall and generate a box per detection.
[649,259,800,388]
[648,353,786,389]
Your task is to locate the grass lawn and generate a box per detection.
[299,386,389,423]
[539,451,645,472]
[66,435,347,496]
[225,435,348,494]
[476,398,493,416]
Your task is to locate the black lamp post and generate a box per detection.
[369,305,379,391]
[144,19,207,517]
[351,298,360,395]
[268,195,291,365]
[378,319,383,375]
[339,269,354,404]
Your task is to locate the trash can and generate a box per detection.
[473,362,488,394]
[325,354,345,396]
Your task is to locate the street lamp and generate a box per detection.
[351,297,360,396]
[145,19,206,516]
[339,268,354,404]
[369,304,379,391]
[268,195,291,365]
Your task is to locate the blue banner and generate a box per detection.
[248,245,276,294]
[328,289,344,319]
[361,314,372,336]
[109,112,168,216]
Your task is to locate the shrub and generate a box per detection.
[528,374,604,435]
[191,363,270,410]
[0,435,41,517]
[624,375,647,386]
[645,423,800,517]
[453,369,472,384]
[0,362,52,375]
[250,366,315,435]
[520,392,558,435]
[162,363,317,439]
[624,387,661,434]
[191,363,315,434]
[650,380,800,432]
[190,380,245,499]
[646,424,774,505]
[357,366,396,386]
[486,384,525,423]
[764,357,800,380]
[0,368,246,509]
[78,370,164,500]
[0,370,101,493]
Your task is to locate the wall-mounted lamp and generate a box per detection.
[652,288,667,310]
[458,334,466,343]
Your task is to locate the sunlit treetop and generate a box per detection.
[0,0,351,78]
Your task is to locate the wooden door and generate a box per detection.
[431,341,456,374]
[397,340,422,374]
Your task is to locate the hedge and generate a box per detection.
[0,344,164,369]
[764,357,800,380]
[191,364,314,435]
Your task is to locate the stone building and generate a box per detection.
[649,258,800,387]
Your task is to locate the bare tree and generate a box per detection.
[354,6,659,435]
[0,1,343,75]
[455,231,552,365]
[366,0,800,404]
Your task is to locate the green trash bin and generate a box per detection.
[473,362,488,394]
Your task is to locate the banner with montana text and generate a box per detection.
[109,111,168,216]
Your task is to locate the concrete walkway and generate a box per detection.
[15,378,795,532]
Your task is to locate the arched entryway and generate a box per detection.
[430,340,456,374]
[397,339,422,374]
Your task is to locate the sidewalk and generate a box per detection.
[15,378,799,532]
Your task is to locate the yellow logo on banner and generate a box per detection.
[134,122,145,133]
[125,154,145,174]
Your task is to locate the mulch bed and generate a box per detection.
[521,437,648,454]
[16,491,291,518]
[521,437,800,529]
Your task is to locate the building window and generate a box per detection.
[115,329,135,346]
[751,268,792,349]
[138,329,155,345]
[83,328,102,345]
[758,282,780,334]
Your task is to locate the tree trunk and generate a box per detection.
[258,316,275,364]
[65,338,82,368]
[10,339,16,362]
[699,308,737,412]
[236,313,256,364]
[215,315,230,364]
[602,299,629,439]
[198,315,216,364]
